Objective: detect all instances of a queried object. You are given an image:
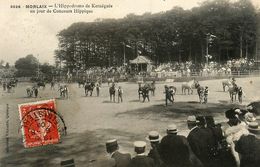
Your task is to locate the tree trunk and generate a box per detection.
[245,40,248,59]
[240,34,243,58]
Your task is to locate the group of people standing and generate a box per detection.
[96,105,259,167]
[2,80,17,93]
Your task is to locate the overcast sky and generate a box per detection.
[0,0,259,65]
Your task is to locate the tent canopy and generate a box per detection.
[130,56,153,64]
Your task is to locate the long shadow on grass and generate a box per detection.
[0,128,135,167]
[116,101,242,120]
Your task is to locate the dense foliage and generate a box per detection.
[14,55,55,78]
[56,0,258,73]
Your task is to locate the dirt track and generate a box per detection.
[0,77,260,166]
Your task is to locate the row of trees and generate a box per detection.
[14,55,55,79]
[55,0,259,73]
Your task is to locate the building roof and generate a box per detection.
[130,56,153,64]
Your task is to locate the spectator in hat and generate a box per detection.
[226,122,260,167]
[106,139,131,167]
[185,116,204,167]
[225,108,247,127]
[187,117,234,167]
[246,102,260,116]
[146,131,164,167]
[128,141,155,167]
[159,124,192,167]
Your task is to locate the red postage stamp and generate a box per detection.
[18,99,60,148]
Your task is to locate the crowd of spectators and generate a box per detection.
[74,58,257,81]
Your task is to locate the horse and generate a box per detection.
[109,84,116,102]
[6,82,15,93]
[182,79,195,95]
[222,79,232,92]
[59,85,69,99]
[149,81,156,96]
[228,85,239,103]
[142,86,150,102]
[37,81,45,89]
[195,82,205,103]
[107,77,114,86]
[10,79,18,87]
[77,80,85,88]
[85,82,95,96]
[26,87,34,97]
[138,83,143,100]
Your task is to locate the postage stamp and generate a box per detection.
[18,99,60,148]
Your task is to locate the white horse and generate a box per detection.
[222,79,232,92]
[181,79,195,95]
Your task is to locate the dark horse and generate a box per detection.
[109,84,116,102]
[195,81,205,103]
[85,82,95,96]
[37,81,45,89]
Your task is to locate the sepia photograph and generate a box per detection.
[0,0,260,166]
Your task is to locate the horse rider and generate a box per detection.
[231,77,238,88]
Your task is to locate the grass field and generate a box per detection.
[0,77,260,166]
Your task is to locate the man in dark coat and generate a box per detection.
[235,122,260,167]
[106,139,131,167]
[142,86,150,102]
[33,86,38,98]
[164,85,173,106]
[188,116,236,167]
[128,141,155,167]
[159,124,192,167]
[146,131,164,167]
